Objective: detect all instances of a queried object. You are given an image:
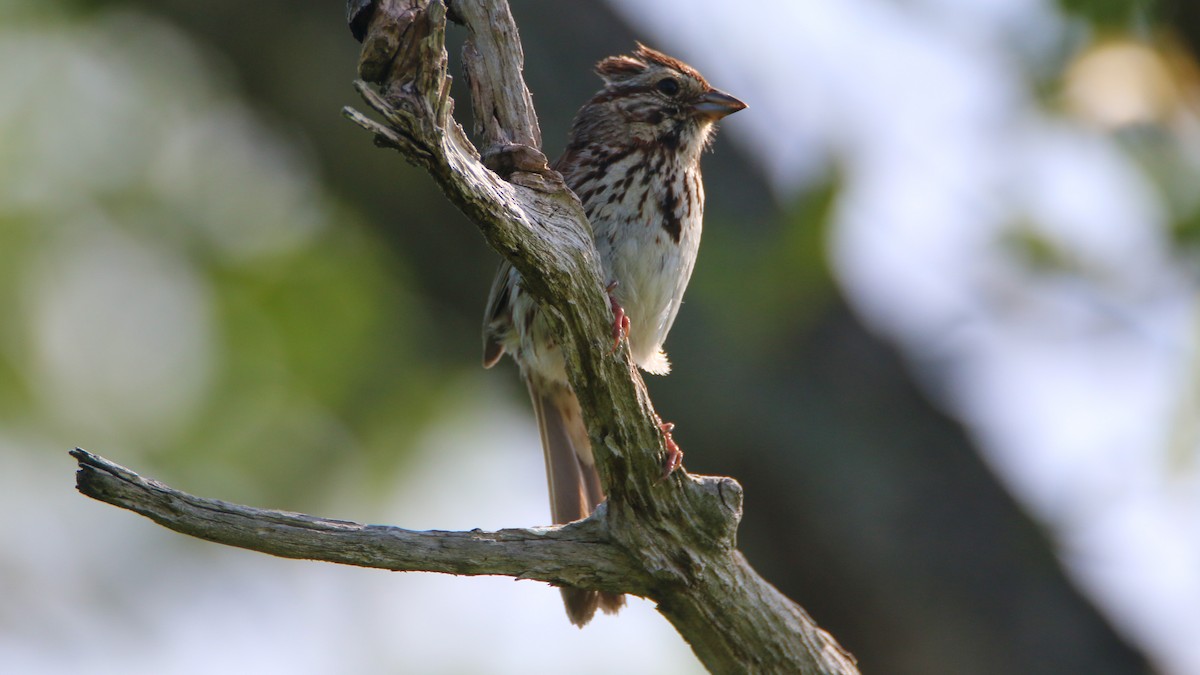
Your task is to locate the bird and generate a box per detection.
[482,43,745,626]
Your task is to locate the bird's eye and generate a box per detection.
[656,77,680,96]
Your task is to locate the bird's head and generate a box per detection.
[578,44,746,154]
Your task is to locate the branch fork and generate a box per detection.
[72,1,858,672]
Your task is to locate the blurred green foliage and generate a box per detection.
[1059,0,1160,28]
[0,6,452,509]
[694,181,838,359]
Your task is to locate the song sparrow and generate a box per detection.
[482,44,745,626]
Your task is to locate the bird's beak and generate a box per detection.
[693,88,747,120]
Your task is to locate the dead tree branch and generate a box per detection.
[71,449,639,590]
[72,1,859,672]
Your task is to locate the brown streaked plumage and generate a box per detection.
[482,44,744,626]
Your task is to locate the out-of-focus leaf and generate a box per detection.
[1058,0,1157,28]
[692,179,838,357]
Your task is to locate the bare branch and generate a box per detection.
[71,1,862,672]
[71,449,645,593]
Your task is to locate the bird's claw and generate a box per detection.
[657,419,683,480]
[606,281,630,353]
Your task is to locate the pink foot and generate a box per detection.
[656,418,683,479]
[606,280,630,353]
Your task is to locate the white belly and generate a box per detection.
[589,166,704,375]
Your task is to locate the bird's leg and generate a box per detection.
[655,415,683,479]
[606,280,630,353]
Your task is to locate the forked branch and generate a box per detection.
[72,1,859,672]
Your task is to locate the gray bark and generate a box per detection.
[72,1,859,672]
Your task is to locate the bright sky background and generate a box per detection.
[0,387,702,674]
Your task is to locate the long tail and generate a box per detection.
[527,377,626,626]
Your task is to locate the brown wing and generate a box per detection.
[482,260,515,368]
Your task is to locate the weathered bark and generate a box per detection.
[71,449,640,589]
[72,1,859,672]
